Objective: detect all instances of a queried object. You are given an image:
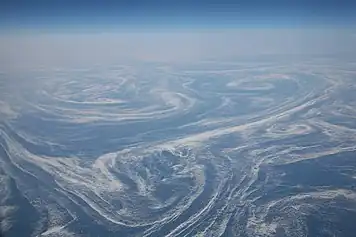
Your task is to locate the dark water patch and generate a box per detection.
[306,200,356,237]
[1,177,41,237]
[247,151,356,205]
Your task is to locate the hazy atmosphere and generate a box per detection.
[1,29,356,68]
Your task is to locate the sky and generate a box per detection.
[0,0,356,67]
[1,0,356,29]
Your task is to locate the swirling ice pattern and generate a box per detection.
[1,58,356,237]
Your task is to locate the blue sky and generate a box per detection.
[1,0,356,30]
